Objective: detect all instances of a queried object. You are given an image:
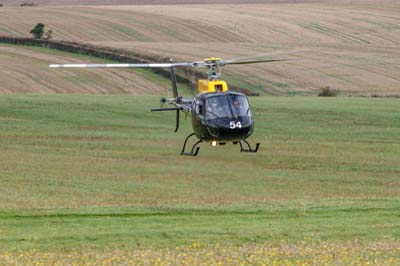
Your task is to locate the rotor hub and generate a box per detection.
[203,58,223,80]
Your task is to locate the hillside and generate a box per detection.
[1,2,400,94]
[1,0,387,6]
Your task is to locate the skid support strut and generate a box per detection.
[239,139,260,153]
[180,133,202,156]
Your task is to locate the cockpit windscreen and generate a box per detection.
[205,94,251,120]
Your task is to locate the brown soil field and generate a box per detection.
[1,1,400,95]
[2,0,393,7]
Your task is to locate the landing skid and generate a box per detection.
[180,134,259,156]
[239,139,260,153]
[180,133,202,156]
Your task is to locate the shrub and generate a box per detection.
[318,86,338,97]
[20,2,38,6]
[44,30,53,40]
[30,23,45,39]
[370,94,400,98]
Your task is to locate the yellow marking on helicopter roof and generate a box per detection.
[204,57,222,62]
[198,79,228,94]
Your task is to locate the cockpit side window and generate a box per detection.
[195,100,203,116]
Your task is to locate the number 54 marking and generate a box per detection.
[230,121,242,129]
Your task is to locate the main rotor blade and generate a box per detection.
[223,50,303,63]
[219,50,304,66]
[49,51,302,69]
[222,58,297,65]
[49,62,193,68]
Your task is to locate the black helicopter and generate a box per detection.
[50,56,289,156]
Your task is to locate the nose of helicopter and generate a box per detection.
[206,121,254,141]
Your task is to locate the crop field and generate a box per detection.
[1,2,400,95]
[2,0,385,6]
[0,94,399,265]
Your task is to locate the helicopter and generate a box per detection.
[49,56,290,156]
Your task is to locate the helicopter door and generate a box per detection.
[192,99,205,136]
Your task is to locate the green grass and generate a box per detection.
[0,94,399,251]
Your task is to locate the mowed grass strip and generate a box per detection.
[0,94,399,250]
[1,205,400,250]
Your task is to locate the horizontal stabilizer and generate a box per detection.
[150,107,182,112]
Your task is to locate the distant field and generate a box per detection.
[1,0,384,6]
[1,2,400,95]
[0,95,399,264]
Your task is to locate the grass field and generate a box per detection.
[1,2,400,95]
[0,94,399,264]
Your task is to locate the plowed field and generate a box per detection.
[1,2,400,94]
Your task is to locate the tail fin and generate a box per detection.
[169,59,180,132]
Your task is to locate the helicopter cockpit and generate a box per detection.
[192,91,254,141]
[195,91,253,141]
